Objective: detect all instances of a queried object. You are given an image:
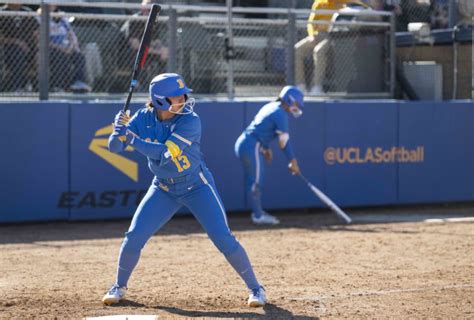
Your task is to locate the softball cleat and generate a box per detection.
[248,286,267,307]
[251,212,280,225]
[102,284,127,305]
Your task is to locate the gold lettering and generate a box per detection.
[326,146,424,165]
[364,148,374,163]
[390,147,397,162]
[400,148,408,162]
[374,148,383,163]
[336,148,344,164]
[348,148,357,163]
[353,148,363,163]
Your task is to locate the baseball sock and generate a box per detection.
[116,248,141,288]
[249,185,264,218]
[225,243,260,290]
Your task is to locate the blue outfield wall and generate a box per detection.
[0,103,69,223]
[324,102,399,206]
[0,100,472,223]
[398,101,474,203]
[69,102,154,220]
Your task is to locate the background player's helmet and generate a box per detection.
[149,73,195,114]
[279,85,304,118]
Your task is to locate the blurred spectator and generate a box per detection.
[294,0,369,94]
[37,5,91,93]
[457,0,474,26]
[120,0,168,91]
[430,0,449,29]
[0,3,39,92]
[369,0,402,14]
[370,0,405,30]
[398,0,431,31]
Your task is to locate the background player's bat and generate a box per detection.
[298,174,352,224]
[123,4,161,112]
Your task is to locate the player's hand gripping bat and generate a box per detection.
[123,4,161,112]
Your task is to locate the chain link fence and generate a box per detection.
[175,16,227,95]
[0,7,39,96]
[295,8,393,97]
[365,0,466,32]
[0,2,395,100]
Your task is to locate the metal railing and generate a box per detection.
[0,1,395,100]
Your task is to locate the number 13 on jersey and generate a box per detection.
[172,155,191,172]
[165,140,191,173]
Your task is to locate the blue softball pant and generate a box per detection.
[115,166,260,291]
[234,133,265,218]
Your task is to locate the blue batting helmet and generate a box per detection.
[279,86,304,118]
[149,73,194,114]
[279,85,304,108]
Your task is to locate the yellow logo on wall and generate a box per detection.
[89,125,138,182]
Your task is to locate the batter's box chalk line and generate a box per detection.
[288,283,474,316]
[424,217,474,223]
[288,283,474,302]
[84,316,158,320]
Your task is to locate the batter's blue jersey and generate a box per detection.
[244,101,295,160]
[109,106,205,179]
[108,106,262,292]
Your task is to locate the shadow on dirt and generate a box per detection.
[0,203,472,244]
[154,303,318,319]
[113,299,147,308]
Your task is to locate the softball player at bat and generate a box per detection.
[102,73,266,307]
[235,86,304,225]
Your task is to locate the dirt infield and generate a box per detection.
[1,205,473,319]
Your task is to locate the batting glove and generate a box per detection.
[113,110,130,141]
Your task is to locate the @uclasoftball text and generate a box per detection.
[324,146,424,165]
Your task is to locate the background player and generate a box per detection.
[103,73,266,307]
[235,86,304,225]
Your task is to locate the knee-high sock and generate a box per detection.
[116,244,141,288]
[225,243,260,290]
[249,183,264,218]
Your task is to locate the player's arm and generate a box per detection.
[130,116,200,166]
[273,111,295,161]
[276,130,300,175]
[274,112,300,175]
[159,116,200,167]
[276,130,295,160]
[126,132,168,161]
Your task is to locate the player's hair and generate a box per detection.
[276,97,287,107]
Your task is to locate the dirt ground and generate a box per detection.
[0,204,473,319]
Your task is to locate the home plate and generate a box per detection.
[84,316,158,320]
